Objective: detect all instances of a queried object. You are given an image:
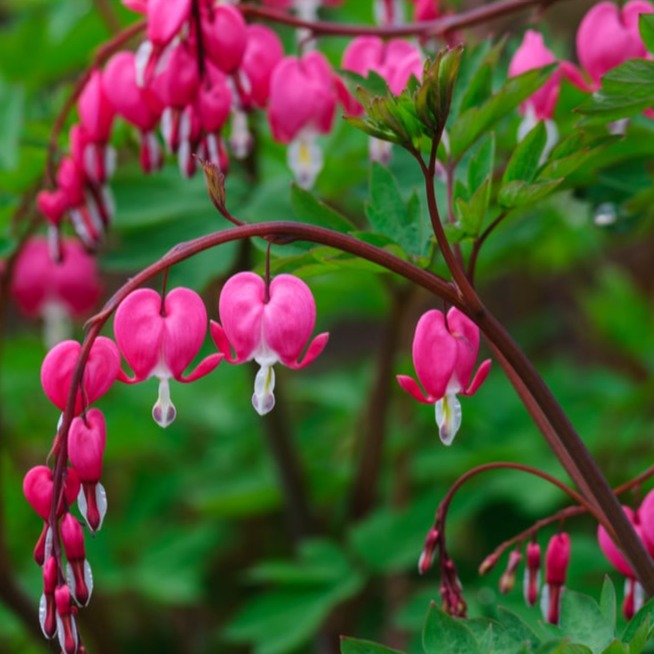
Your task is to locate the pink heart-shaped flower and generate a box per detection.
[41,337,121,414]
[68,408,106,483]
[23,465,80,520]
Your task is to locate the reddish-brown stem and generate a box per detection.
[467,211,509,283]
[239,0,573,38]
[483,465,654,568]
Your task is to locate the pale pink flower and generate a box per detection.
[113,287,222,427]
[397,308,491,445]
[211,272,329,415]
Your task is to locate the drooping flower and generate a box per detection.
[524,539,541,607]
[10,237,102,348]
[54,584,79,654]
[113,287,222,427]
[396,308,491,445]
[61,512,93,606]
[40,556,58,639]
[40,337,121,415]
[577,1,654,89]
[541,532,570,625]
[267,51,338,188]
[211,272,329,415]
[69,408,108,532]
[597,505,648,619]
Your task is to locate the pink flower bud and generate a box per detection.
[211,272,329,415]
[195,66,232,134]
[54,585,78,654]
[524,540,541,606]
[200,3,247,73]
[150,42,199,109]
[147,0,191,46]
[68,409,106,483]
[396,308,491,445]
[102,51,162,132]
[23,466,80,521]
[237,25,284,109]
[78,70,115,143]
[418,528,439,575]
[114,287,222,427]
[37,190,69,227]
[413,0,440,20]
[499,549,523,594]
[542,532,570,624]
[61,513,93,606]
[577,1,654,87]
[39,556,58,639]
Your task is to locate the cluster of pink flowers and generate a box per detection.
[36,0,436,247]
[509,1,654,142]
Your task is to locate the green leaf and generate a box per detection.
[0,78,24,170]
[599,641,628,654]
[340,637,406,654]
[496,607,542,650]
[624,616,653,654]
[622,597,654,644]
[468,134,495,193]
[498,179,562,208]
[578,59,654,122]
[290,184,356,232]
[639,14,654,54]
[365,163,423,256]
[454,177,491,237]
[449,65,556,160]
[599,576,617,631]
[559,590,615,653]
[422,602,480,654]
[503,121,547,185]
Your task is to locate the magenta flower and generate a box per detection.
[113,287,222,427]
[397,308,491,445]
[199,2,247,74]
[577,1,654,88]
[211,272,329,415]
[598,505,649,619]
[268,51,338,187]
[541,532,570,625]
[54,584,78,654]
[10,236,102,347]
[40,557,58,639]
[61,512,93,606]
[524,539,541,607]
[69,408,108,532]
[41,337,120,415]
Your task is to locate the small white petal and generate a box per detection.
[435,394,462,446]
[288,132,323,190]
[252,365,275,416]
[153,378,176,428]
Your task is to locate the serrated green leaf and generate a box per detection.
[599,576,617,630]
[422,603,480,654]
[578,59,654,122]
[290,184,356,232]
[503,122,547,185]
[640,14,654,53]
[449,65,555,160]
[498,179,562,208]
[559,590,615,653]
[340,637,406,654]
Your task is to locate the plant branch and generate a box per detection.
[239,0,573,39]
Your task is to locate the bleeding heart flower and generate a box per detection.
[61,513,93,606]
[78,70,115,143]
[41,337,121,415]
[11,236,102,348]
[40,557,58,638]
[577,1,654,88]
[54,584,78,654]
[541,532,570,625]
[211,272,329,415]
[397,308,491,445]
[200,2,247,74]
[524,539,541,607]
[113,287,222,427]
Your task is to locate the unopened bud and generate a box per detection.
[478,551,500,575]
[418,528,439,575]
[201,159,226,211]
[499,549,523,594]
[54,585,78,654]
[524,540,541,606]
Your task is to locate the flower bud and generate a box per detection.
[418,528,439,575]
[523,540,541,607]
[499,549,522,594]
[541,533,570,624]
[39,557,58,639]
[54,585,78,654]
